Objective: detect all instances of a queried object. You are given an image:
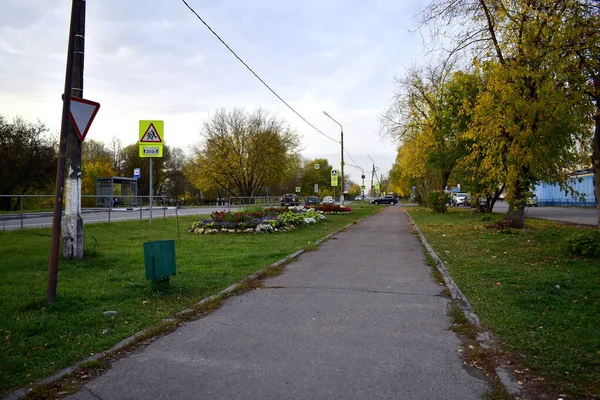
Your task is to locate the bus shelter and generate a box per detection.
[96,177,138,208]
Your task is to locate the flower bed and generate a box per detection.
[188,206,334,234]
[310,204,352,214]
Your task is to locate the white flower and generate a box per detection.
[304,217,316,224]
[257,223,274,232]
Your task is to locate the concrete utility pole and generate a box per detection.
[48,0,80,303]
[62,0,86,259]
[368,155,376,199]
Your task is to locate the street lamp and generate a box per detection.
[368,155,375,200]
[323,111,344,206]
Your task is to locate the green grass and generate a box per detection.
[406,207,600,398]
[0,205,376,395]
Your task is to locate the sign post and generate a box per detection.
[139,120,164,226]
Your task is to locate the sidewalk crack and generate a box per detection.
[263,285,437,297]
[85,387,103,400]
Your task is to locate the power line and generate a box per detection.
[180,0,340,144]
[343,149,362,172]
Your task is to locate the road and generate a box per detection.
[491,201,598,226]
[1,202,597,231]
[0,206,239,231]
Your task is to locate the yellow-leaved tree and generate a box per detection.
[186,109,301,199]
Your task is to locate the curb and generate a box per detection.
[406,212,524,398]
[4,217,362,400]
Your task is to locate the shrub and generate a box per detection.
[277,211,307,226]
[562,230,600,258]
[427,190,449,213]
[315,204,351,213]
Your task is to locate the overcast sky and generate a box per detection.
[1,0,430,186]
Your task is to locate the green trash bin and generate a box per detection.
[143,240,176,285]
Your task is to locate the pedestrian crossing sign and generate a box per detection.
[331,169,338,187]
[139,120,164,157]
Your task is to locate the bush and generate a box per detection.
[563,230,600,258]
[427,190,450,213]
[278,211,307,226]
[315,204,351,213]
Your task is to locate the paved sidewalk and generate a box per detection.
[67,206,488,400]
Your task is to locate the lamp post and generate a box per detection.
[323,111,344,206]
[368,155,375,200]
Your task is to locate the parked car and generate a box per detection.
[526,195,538,207]
[372,195,398,205]
[322,196,335,204]
[280,193,300,206]
[304,196,319,206]
[451,192,469,206]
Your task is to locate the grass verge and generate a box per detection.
[0,205,376,396]
[406,206,600,399]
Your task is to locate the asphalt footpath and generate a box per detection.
[66,206,489,400]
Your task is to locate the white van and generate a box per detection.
[322,196,335,204]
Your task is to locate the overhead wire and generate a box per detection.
[180,0,340,144]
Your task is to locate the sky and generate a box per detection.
[1,0,430,188]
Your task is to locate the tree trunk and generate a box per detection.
[504,204,525,228]
[502,169,528,229]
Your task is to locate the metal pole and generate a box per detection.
[149,158,153,227]
[340,128,344,206]
[20,196,23,231]
[361,172,365,200]
[48,0,79,303]
[323,111,344,206]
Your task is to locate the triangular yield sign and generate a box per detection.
[66,96,100,142]
[140,123,163,143]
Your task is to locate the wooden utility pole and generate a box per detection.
[48,0,81,302]
[62,0,86,258]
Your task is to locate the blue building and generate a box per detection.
[533,169,596,207]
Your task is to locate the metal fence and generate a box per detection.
[0,194,182,231]
[538,199,597,208]
[0,194,326,231]
[227,196,281,209]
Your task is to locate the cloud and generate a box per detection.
[1,0,427,186]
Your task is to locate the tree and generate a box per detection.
[298,158,335,197]
[383,67,480,205]
[81,140,115,206]
[108,136,125,175]
[187,108,301,199]
[161,147,195,205]
[0,116,57,210]
[347,183,361,198]
[120,144,176,200]
[559,1,600,225]
[422,0,593,228]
